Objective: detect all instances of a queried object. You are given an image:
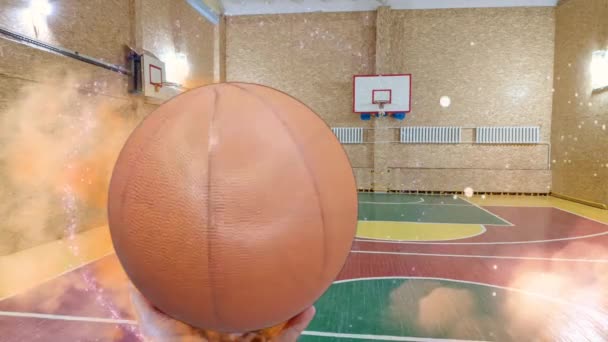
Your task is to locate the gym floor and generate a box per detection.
[1,193,606,341]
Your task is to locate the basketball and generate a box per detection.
[107,83,358,333]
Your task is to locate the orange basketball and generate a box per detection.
[107,83,358,333]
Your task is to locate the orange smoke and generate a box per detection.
[0,72,143,253]
[504,241,608,339]
[57,103,134,209]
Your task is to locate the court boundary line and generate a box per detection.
[302,331,487,342]
[0,310,137,325]
[354,229,608,245]
[524,206,608,230]
[552,207,608,226]
[361,221,493,226]
[357,225,487,242]
[361,202,487,207]
[332,276,600,312]
[308,276,604,340]
[0,251,115,302]
[466,203,552,208]
[460,204,608,226]
[458,196,514,226]
[359,220,510,227]
[359,198,425,205]
[359,195,512,226]
[351,250,608,263]
[359,192,472,205]
[0,311,485,342]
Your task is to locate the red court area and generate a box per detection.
[1,206,607,341]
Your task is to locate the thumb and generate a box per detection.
[275,306,316,342]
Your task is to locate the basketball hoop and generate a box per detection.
[353,74,412,121]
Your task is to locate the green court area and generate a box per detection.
[301,278,562,341]
[358,193,510,226]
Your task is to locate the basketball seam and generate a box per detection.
[206,87,221,326]
[229,83,329,288]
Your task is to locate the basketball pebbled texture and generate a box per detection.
[107,83,358,333]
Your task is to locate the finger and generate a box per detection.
[130,285,177,326]
[130,285,203,340]
[275,306,316,342]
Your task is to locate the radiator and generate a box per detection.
[476,126,540,144]
[400,127,462,144]
[331,127,364,144]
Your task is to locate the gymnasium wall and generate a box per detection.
[0,0,218,255]
[225,12,377,177]
[551,0,608,207]
[225,7,555,193]
[139,0,217,87]
[375,7,555,193]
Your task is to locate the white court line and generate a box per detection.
[0,311,137,325]
[359,220,508,226]
[462,205,608,227]
[360,192,469,199]
[360,198,424,205]
[524,206,608,226]
[360,202,475,207]
[332,276,604,314]
[458,196,514,226]
[552,207,608,226]
[355,229,608,245]
[0,311,485,342]
[351,250,608,263]
[302,331,487,342]
[359,194,470,205]
[0,251,115,302]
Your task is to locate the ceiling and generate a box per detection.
[220,0,559,15]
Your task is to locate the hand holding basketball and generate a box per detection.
[108,83,357,333]
[130,286,316,342]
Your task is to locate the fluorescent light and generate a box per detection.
[30,0,52,16]
[591,50,608,90]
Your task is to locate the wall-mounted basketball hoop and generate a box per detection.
[149,64,163,93]
[353,74,411,121]
[128,52,185,101]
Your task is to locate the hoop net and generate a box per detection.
[376,100,389,116]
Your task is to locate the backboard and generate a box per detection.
[142,53,166,95]
[129,52,183,102]
[353,74,411,119]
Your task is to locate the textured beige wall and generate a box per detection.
[226,12,376,172]
[225,12,377,170]
[226,7,555,192]
[389,7,555,130]
[0,0,133,66]
[0,0,218,255]
[139,0,216,87]
[551,0,608,206]
[226,12,376,125]
[373,7,556,192]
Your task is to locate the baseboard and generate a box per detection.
[358,189,550,196]
[551,192,608,210]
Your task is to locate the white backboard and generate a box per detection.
[141,53,182,101]
[353,74,411,113]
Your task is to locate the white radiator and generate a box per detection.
[332,127,364,144]
[476,126,540,144]
[400,127,462,144]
